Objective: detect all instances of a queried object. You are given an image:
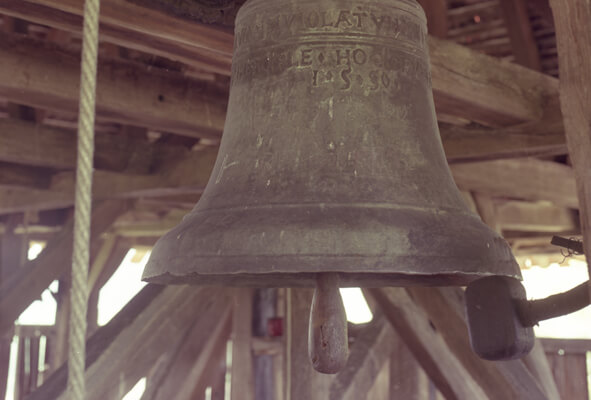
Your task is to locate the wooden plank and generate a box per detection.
[0,119,191,171]
[498,0,542,70]
[0,148,217,214]
[13,1,560,128]
[0,200,130,336]
[365,288,487,400]
[416,0,448,38]
[450,158,578,209]
[0,0,232,75]
[389,330,430,400]
[141,292,232,400]
[428,36,556,126]
[496,201,578,232]
[545,352,589,400]
[26,0,234,56]
[522,340,562,400]
[541,338,591,355]
[231,288,255,400]
[285,289,332,400]
[329,313,393,400]
[0,33,226,139]
[30,285,228,400]
[407,287,555,400]
[549,0,591,292]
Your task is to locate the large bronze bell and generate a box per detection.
[143,0,525,373]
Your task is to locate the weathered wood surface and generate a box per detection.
[29,285,228,400]
[496,201,578,233]
[366,288,487,400]
[498,0,541,70]
[142,291,232,400]
[0,148,217,214]
[329,313,393,400]
[407,287,557,400]
[450,158,578,209]
[231,288,255,400]
[0,33,226,139]
[0,200,130,335]
[549,0,591,291]
[389,329,431,400]
[6,1,560,128]
[0,119,190,171]
[0,0,232,75]
[544,351,589,400]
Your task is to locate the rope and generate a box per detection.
[67,0,101,397]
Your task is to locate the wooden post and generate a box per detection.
[549,0,591,297]
[230,288,255,400]
[389,330,430,400]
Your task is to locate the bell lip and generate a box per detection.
[141,203,522,287]
[142,270,522,288]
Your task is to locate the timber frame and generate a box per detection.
[0,0,589,399]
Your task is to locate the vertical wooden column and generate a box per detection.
[285,288,332,400]
[230,288,255,400]
[549,0,591,296]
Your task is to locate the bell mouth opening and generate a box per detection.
[143,270,519,288]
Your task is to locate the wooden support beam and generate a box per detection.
[0,33,226,139]
[139,291,232,400]
[7,1,559,128]
[0,119,191,171]
[389,329,431,400]
[329,313,393,400]
[0,0,232,75]
[498,0,542,70]
[366,288,487,400]
[496,201,578,233]
[416,0,448,38]
[427,36,556,126]
[0,148,217,214]
[549,0,591,290]
[0,200,130,336]
[231,288,255,400]
[450,158,578,209]
[407,287,557,400]
[29,285,229,400]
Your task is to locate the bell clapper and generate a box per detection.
[308,272,349,374]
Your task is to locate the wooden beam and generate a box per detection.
[0,0,232,75]
[13,0,560,128]
[0,200,130,336]
[329,313,393,400]
[427,36,556,126]
[0,33,226,139]
[416,0,449,38]
[496,201,578,232]
[0,119,191,171]
[231,288,255,400]
[25,0,234,56]
[365,288,487,399]
[139,291,232,400]
[498,0,542,70]
[389,329,431,400]
[450,158,578,209]
[407,287,557,400]
[0,148,217,214]
[29,284,228,400]
[549,0,591,291]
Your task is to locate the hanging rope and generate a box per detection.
[67,0,101,397]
